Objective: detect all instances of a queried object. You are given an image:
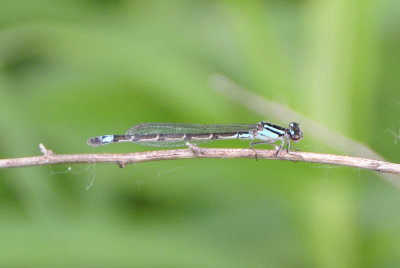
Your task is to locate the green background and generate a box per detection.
[1,0,400,267]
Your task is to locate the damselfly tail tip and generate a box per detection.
[87,136,102,147]
[87,135,114,146]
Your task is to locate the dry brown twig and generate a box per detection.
[1,144,400,176]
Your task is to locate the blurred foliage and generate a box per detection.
[0,0,400,267]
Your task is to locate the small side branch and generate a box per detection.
[0,144,400,175]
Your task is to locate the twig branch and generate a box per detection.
[1,144,400,176]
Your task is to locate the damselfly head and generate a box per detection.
[288,122,303,142]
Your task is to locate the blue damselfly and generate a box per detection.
[88,121,303,156]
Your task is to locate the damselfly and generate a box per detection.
[88,121,303,156]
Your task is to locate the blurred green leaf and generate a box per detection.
[0,0,399,266]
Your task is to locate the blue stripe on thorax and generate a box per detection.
[263,125,286,136]
[255,129,280,140]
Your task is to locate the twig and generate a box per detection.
[1,144,400,176]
